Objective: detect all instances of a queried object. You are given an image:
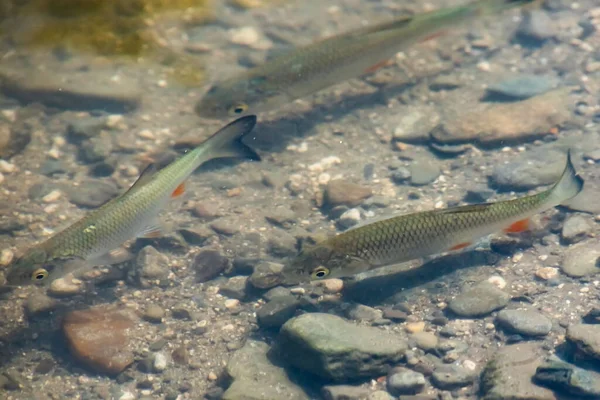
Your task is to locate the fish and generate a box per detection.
[5,116,260,287]
[281,151,583,283]
[195,0,538,119]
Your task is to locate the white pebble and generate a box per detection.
[317,173,331,185]
[42,190,62,203]
[315,278,344,294]
[463,360,477,371]
[1,109,16,122]
[224,299,240,309]
[43,204,59,214]
[0,248,14,266]
[487,275,506,289]
[138,129,155,139]
[339,208,361,226]
[153,352,168,371]
[53,136,66,147]
[47,147,61,159]
[228,26,272,50]
[0,160,15,173]
[308,156,341,173]
[119,392,135,400]
[106,114,124,128]
[48,275,84,296]
[290,287,306,295]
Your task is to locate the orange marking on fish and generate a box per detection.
[504,218,530,234]
[419,30,447,43]
[171,183,186,198]
[363,59,392,74]
[449,242,471,251]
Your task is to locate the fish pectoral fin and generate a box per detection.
[503,218,531,234]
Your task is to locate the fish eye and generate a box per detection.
[311,266,330,279]
[230,103,248,115]
[31,268,48,282]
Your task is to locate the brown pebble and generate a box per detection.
[192,203,220,219]
[324,179,372,207]
[172,346,189,365]
[405,321,426,333]
[62,306,136,375]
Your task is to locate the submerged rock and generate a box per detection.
[561,241,600,277]
[324,180,372,208]
[276,313,407,381]
[62,306,136,375]
[566,324,600,361]
[489,149,565,191]
[222,340,308,400]
[534,360,600,398]
[448,282,510,317]
[495,310,552,337]
[487,75,558,100]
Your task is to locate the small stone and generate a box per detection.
[561,215,592,244]
[193,249,229,283]
[390,167,411,185]
[48,275,84,297]
[411,332,438,351]
[171,346,189,365]
[448,281,510,317]
[249,261,284,289]
[315,278,344,294]
[228,26,272,50]
[431,365,476,390]
[25,293,57,317]
[517,10,557,43]
[153,352,167,372]
[324,180,372,208]
[534,360,600,397]
[387,368,426,395]
[490,149,565,191]
[210,219,239,236]
[0,248,14,266]
[392,105,440,142]
[496,310,552,337]
[346,304,382,322]
[405,321,426,333]
[487,75,558,100]
[171,304,196,321]
[143,305,165,323]
[277,313,407,381]
[42,189,62,203]
[178,226,214,245]
[265,206,297,228]
[367,391,393,400]
[34,359,55,375]
[409,161,440,186]
[561,241,600,277]
[133,246,169,287]
[382,308,408,322]
[192,203,220,219]
[219,276,248,300]
[321,385,370,400]
[62,306,136,375]
[535,267,558,281]
[566,324,600,361]
[65,179,119,208]
[256,296,300,329]
[338,208,361,229]
[224,299,240,310]
[267,230,297,258]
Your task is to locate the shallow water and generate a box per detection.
[0,1,599,399]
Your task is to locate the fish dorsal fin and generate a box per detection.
[124,163,159,195]
[352,16,413,37]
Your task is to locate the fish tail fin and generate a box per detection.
[200,115,261,162]
[549,150,584,205]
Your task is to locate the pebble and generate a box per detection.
[324,180,372,207]
[219,276,249,300]
[265,206,297,228]
[224,299,240,310]
[42,189,62,203]
[0,159,15,173]
[338,208,361,229]
[496,310,552,337]
[517,10,557,42]
[387,368,426,395]
[143,304,165,323]
[535,266,558,281]
[367,391,393,400]
[431,365,476,390]
[432,89,570,145]
[321,385,370,400]
[566,324,600,361]
[534,360,600,397]
[193,249,229,283]
[411,332,438,351]
[48,275,84,297]
[62,306,136,375]
[210,219,240,236]
[65,179,119,208]
[0,119,31,159]
[346,304,382,322]
[267,230,297,257]
[561,215,592,244]
[448,281,510,317]
[249,261,285,289]
[315,278,344,294]
[487,275,507,289]
[132,246,170,287]
[228,26,272,50]
[256,295,300,329]
[487,74,558,100]
[153,352,167,372]
[392,105,440,142]
[561,240,600,277]
[277,313,407,381]
[490,149,565,191]
[192,202,220,219]
[409,160,440,186]
[25,293,57,317]
[0,248,14,266]
[405,321,426,333]
[223,340,308,400]
[178,226,214,245]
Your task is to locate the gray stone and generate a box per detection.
[487,75,558,100]
[496,310,552,337]
[390,167,411,185]
[133,246,170,287]
[583,149,600,162]
[566,324,600,361]
[391,105,440,143]
[222,340,308,400]
[325,180,372,208]
[249,261,284,289]
[517,10,557,42]
[490,150,564,191]
[366,392,393,400]
[561,215,592,244]
[346,304,382,322]
[480,343,557,400]
[178,226,214,245]
[265,207,297,228]
[67,116,107,140]
[193,249,229,283]
[448,282,510,317]
[561,241,600,277]
[276,313,407,381]
[431,365,476,390]
[210,219,239,236]
[143,304,165,323]
[220,276,249,300]
[387,368,426,395]
[64,179,119,208]
[321,385,370,400]
[338,208,361,229]
[25,292,57,317]
[79,133,113,163]
[411,332,438,352]
[409,161,440,186]
[263,287,292,301]
[464,186,495,203]
[39,159,67,176]
[267,230,298,257]
[534,360,600,398]
[257,296,300,329]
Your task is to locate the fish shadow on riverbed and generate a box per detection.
[341,249,501,305]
